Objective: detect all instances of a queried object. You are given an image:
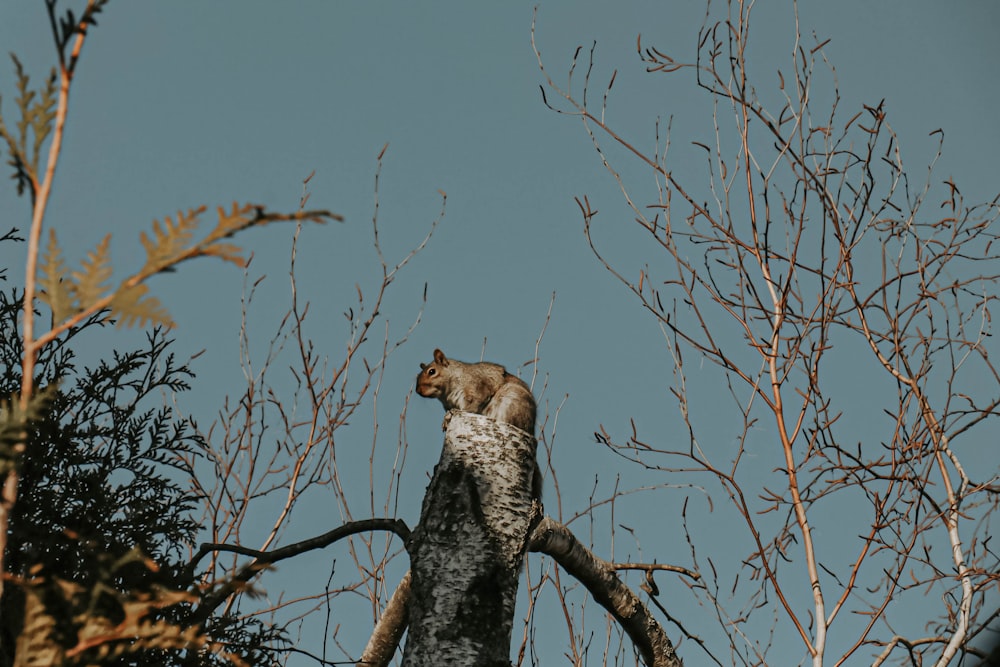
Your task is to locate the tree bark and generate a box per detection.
[400,412,537,667]
[357,571,411,667]
[529,518,683,667]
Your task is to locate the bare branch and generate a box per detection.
[529,516,682,667]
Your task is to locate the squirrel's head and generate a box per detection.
[416,348,449,397]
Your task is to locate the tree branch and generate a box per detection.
[528,516,682,667]
[189,518,410,624]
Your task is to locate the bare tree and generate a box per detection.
[536,1,998,665]
[183,150,444,659]
[187,156,695,664]
[1,4,680,663]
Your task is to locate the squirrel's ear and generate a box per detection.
[433,349,446,363]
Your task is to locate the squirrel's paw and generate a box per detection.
[441,411,454,431]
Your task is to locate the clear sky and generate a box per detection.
[1,2,997,665]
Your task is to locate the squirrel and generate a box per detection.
[416,348,541,501]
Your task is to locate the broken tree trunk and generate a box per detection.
[400,411,537,667]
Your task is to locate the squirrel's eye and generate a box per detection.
[427,369,436,376]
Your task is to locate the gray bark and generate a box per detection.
[357,570,411,667]
[400,412,537,667]
[529,517,683,667]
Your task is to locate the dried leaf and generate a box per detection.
[71,233,112,309]
[139,207,203,274]
[37,229,77,324]
[109,283,174,329]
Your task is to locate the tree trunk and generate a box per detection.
[401,412,537,667]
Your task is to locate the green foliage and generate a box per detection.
[0,284,286,665]
[9,330,204,570]
[0,55,57,199]
[16,556,204,666]
[201,615,290,667]
[0,385,58,479]
[1,4,337,662]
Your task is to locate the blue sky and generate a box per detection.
[1,2,998,665]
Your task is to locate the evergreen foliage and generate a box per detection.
[0,281,287,665]
[36,202,337,332]
[0,3,336,661]
[0,55,56,200]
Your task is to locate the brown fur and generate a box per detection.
[416,348,541,499]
